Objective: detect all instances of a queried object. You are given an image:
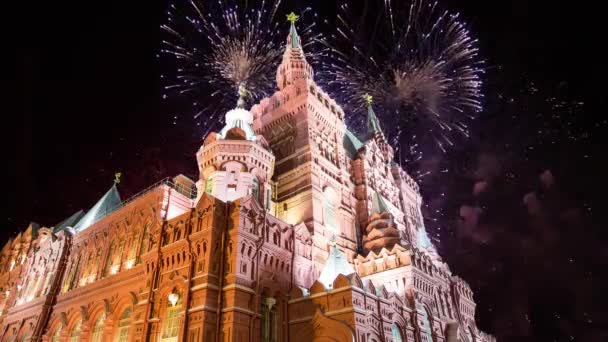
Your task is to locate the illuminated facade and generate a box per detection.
[0,21,495,342]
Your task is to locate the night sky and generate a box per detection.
[4,0,607,341]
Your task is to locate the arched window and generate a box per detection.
[84,252,95,283]
[91,249,102,278]
[116,239,126,270]
[161,294,181,342]
[51,326,62,342]
[69,320,81,342]
[114,307,132,342]
[90,314,106,342]
[265,189,271,210]
[69,256,83,290]
[104,242,115,277]
[139,223,150,261]
[25,273,41,301]
[392,323,404,342]
[420,308,433,342]
[444,293,453,318]
[205,177,213,194]
[260,297,278,342]
[323,188,338,233]
[129,231,139,262]
[252,177,260,202]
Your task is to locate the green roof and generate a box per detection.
[317,243,355,289]
[343,129,364,158]
[289,22,301,49]
[74,184,121,232]
[53,210,85,233]
[367,104,383,137]
[371,190,389,214]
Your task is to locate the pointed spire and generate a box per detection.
[74,182,122,232]
[364,94,383,138]
[276,12,312,89]
[286,12,301,49]
[371,190,389,214]
[317,241,355,290]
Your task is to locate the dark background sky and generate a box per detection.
[3,0,607,341]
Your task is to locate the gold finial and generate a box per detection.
[237,83,249,108]
[363,93,373,106]
[238,83,248,98]
[114,172,122,184]
[287,12,299,24]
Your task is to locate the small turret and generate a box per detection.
[197,92,274,205]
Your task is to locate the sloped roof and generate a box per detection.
[343,129,364,158]
[53,210,85,233]
[289,22,301,49]
[74,184,121,232]
[367,104,383,137]
[317,243,355,289]
[371,190,389,214]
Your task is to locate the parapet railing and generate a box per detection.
[108,177,197,215]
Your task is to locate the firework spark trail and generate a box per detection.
[318,0,484,177]
[160,0,321,130]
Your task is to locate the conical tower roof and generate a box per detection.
[74,184,121,232]
[286,12,301,49]
[365,95,384,138]
[371,190,389,214]
[317,243,355,289]
[368,105,383,136]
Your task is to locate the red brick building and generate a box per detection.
[0,21,495,342]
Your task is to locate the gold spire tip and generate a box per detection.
[238,84,248,98]
[363,93,373,106]
[114,172,122,184]
[287,12,299,24]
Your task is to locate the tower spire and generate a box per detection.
[286,12,301,49]
[276,11,313,89]
[364,94,383,138]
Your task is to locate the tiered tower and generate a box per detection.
[252,14,358,276]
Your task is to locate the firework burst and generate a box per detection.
[318,0,484,174]
[160,0,321,132]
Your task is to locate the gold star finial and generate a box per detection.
[287,12,299,24]
[363,93,373,106]
[114,172,122,184]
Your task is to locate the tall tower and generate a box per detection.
[252,14,358,276]
[350,98,410,254]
